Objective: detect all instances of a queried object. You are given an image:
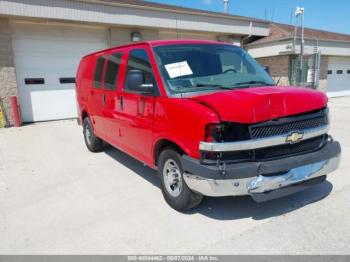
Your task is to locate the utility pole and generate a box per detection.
[223,0,229,14]
[295,6,305,84]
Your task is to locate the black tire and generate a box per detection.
[83,117,104,152]
[158,149,203,211]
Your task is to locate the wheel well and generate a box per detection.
[154,139,185,166]
[82,110,88,120]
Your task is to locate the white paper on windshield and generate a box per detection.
[165,61,193,78]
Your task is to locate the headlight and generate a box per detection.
[204,123,226,142]
[204,122,250,142]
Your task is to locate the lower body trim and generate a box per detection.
[183,153,340,200]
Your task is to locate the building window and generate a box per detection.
[327,70,332,75]
[336,70,343,74]
[25,78,45,85]
[347,70,350,74]
[59,77,75,84]
[93,57,106,88]
[104,53,123,90]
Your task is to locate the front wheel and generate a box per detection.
[158,149,203,211]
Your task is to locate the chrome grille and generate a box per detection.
[250,113,327,139]
[200,109,329,164]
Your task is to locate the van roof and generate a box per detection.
[83,39,235,58]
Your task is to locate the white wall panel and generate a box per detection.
[0,0,269,36]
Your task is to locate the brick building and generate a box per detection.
[247,23,350,97]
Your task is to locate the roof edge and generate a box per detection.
[83,39,237,58]
[245,37,293,47]
[273,22,350,38]
[246,36,350,48]
[77,0,269,24]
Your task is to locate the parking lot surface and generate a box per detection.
[0,97,349,254]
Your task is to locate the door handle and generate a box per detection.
[120,96,123,111]
[102,93,106,106]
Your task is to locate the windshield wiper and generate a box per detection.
[193,84,234,90]
[234,80,275,87]
[175,83,236,92]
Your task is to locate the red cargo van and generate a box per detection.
[76,40,341,210]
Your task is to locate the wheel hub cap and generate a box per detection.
[163,159,182,197]
[85,125,92,145]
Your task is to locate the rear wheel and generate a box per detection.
[158,149,203,211]
[83,117,104,152]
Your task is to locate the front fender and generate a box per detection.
[152,97,220,162]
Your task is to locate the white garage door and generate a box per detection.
[327,57,350,97]
[11,22,108,122]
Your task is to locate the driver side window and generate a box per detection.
[125,49,155,92]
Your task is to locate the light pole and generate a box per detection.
[295,6,305,84]
[223,0,229,14]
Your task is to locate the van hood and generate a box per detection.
[190,86,328,123]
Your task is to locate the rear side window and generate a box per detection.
[104,53,123,90]
[93,56,106,88]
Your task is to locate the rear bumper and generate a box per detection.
[182,140,341,202]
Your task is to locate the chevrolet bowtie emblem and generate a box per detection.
[286,132,304,144]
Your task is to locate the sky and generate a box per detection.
[149,0,350,35]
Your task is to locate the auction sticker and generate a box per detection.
[165,61,193,78]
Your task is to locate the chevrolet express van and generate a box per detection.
[76,40,341,210]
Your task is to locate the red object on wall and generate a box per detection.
[10,96,21,127]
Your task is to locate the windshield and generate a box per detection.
[153,44,275,94]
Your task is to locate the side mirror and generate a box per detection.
[263,66,270,74]
[126,69,154,94]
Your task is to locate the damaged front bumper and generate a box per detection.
[182,140,341,202]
